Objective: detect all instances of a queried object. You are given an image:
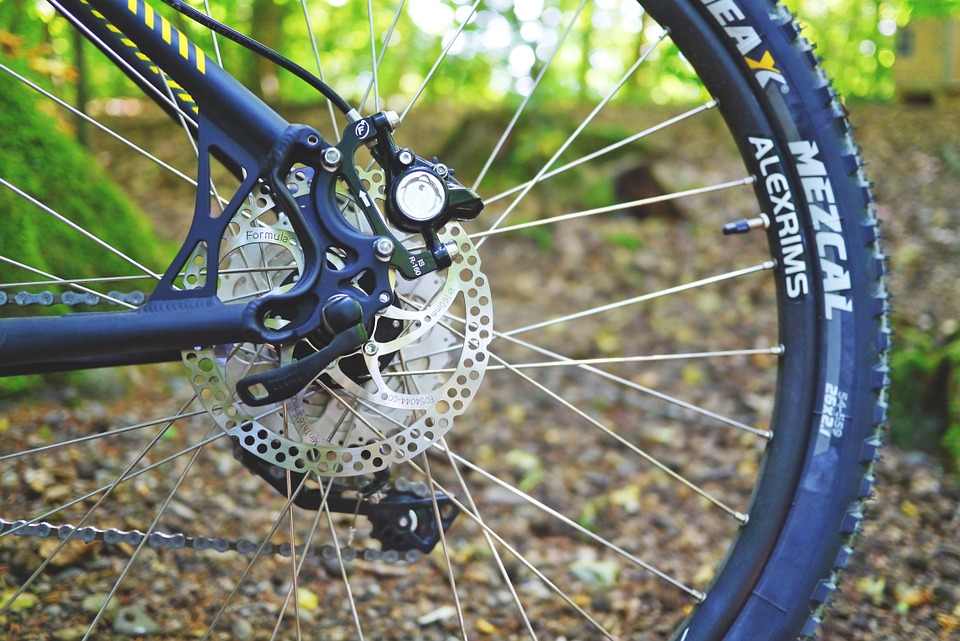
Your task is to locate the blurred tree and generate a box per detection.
[4,0,960,113]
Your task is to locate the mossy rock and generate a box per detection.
[0,72,171,395]
[0,71,168,289]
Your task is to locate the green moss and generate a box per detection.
[0,72,170,397]
[0,71,166,289]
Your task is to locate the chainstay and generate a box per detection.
[0,518,421,564]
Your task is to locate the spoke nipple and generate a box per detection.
[322,147,342,172]
[772,344,785,356]
[736,512,750,525]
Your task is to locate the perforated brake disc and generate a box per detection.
[183,167,492,477]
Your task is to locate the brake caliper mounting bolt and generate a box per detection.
[434,163,449,178]
[444,240,460,261]
[397,149,415,167]
[322,147,342,172]
[375,237,395,261]
[384,111,401,131]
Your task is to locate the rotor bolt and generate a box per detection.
[363,341,380,356]
[375,237,395,261]
[434,163,449,178]
[322,147,342,172]
[378,292,391,304]
[397,149,415,166]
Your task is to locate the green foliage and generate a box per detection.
[9,0,954,106]
[888,322,960,469]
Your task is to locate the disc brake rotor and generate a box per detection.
[183,167,492,477]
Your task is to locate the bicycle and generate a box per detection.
[0,1,889,639]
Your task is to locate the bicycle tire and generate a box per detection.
[0,1,888,640]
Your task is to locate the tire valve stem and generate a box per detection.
[722,213,770,235]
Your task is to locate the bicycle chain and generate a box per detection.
[0,290,146,307]
[0,517,421,564]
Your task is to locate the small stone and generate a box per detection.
[569,558,621,589]
[82,593,119,614]
[231,618,253,641]
[417,605,458,626]
[2,591,38,613]
[112,606,159,636]
[297,587,319,612]
[53,625,88,641]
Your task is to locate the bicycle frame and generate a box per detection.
[0,0,398,378]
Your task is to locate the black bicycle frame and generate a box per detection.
[1,0,352,375]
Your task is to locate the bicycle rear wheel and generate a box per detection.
[0,1,888,639]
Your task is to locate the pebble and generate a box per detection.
[231,618,253,640]
[417,605,458,626]
[52,624,88,641]
[112,606,159,636]
[82,593,118,614]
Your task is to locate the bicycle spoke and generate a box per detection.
[0,63,198,189]
[435,442,706,601]
[0,409,208,462]
[283,406,305,641]
[0,178,161,282]
[0,255,138,308]
[398,0,481,123]
[1,399,191,617]
[471,0,589,191]
[438,436,539,640]
[201,474,311,641]
[318,475,367,641]
[1,431,223,541]
[366,0,380,114]
[80,423,219,641]
[269,482,329,641]
[472,176,757,241]
[379,347,782,377]
[298,0,342,139]
[421,452,468,641]
[358,0,406,115]
[475,29,672,247]
[502,262,774,337]
[482,99,719,205]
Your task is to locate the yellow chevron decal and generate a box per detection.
[745,51,779,74]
